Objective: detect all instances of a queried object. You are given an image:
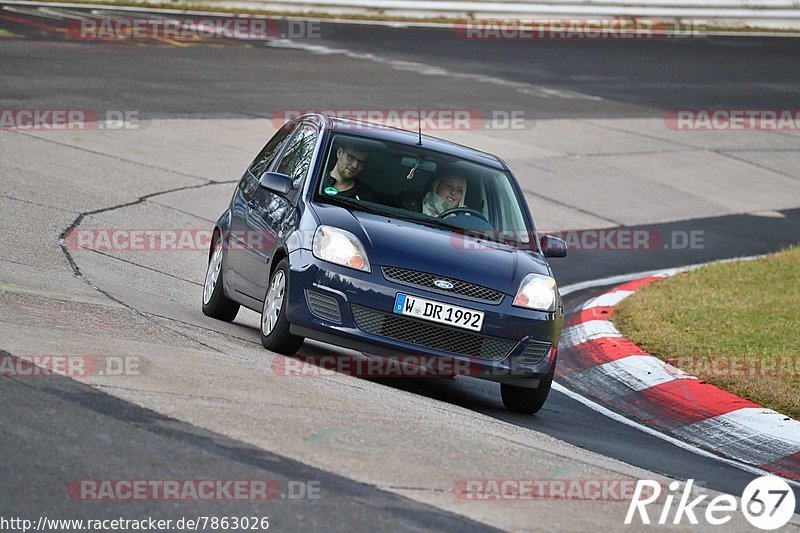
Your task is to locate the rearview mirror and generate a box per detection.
[540,234,567,258]
[400,156,437,173]
[259,171,292,195]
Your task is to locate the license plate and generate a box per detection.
[393,293,485,332]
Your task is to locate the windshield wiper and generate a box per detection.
[394,215,504,244]
[395,214,524,248]
[324,197,460,229]
[388,211,463,231]
[323,196,390,217]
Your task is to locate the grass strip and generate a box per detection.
[614,246,800,419]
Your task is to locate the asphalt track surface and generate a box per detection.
[2,5,800,527]
[3,10,800,118]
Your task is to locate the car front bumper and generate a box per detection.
[285,249,563,386]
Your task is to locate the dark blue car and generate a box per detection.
[202,113,566,413]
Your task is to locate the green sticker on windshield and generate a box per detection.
[323,186,339,196]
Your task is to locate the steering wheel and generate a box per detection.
[438,207,490,223]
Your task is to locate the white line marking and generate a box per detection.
[722,408,800,447]
[674,408,800,466]
[595,354,693,391]
[2,5,64,18]
[83,8,119,19]
[38,6,93,20]
[681,407,800,448]
[91,8,168,19]
[560,319,621,348]
[581,289,633,309]
[552,382,800,487]
[265,38,604,101]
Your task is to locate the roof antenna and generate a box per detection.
[416,90,423,146]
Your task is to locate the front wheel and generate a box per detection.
[202,237,240,322]
[260,258,304,354]
[501,372,553,414]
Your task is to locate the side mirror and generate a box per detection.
[259,171,292,195]
[540,234,567,258]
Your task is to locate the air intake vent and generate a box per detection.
[516,342,551,365]
[305,290,341,323]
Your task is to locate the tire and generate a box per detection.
[501,371,553,414]
[260,258,304,354]
[202,236,240,322]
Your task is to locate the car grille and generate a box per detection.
[305,290,342,323]
[381,266,504,304]
[516,341,551,365]
[350,304,515,361]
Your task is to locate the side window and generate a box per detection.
[249,124,295,178]
[275,124,319,186]
[493,175,530,244]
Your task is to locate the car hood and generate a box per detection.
[312,203,551,294]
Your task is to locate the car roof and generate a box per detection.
[315,115,507,171]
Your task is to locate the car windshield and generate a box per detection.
[316,133,532,246]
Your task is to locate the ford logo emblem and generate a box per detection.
[433,279,454,290]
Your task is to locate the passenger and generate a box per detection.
[324,143,379,202]
[421,174,467,217]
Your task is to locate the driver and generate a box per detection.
[421,174,467,217]
[325,142,379,202]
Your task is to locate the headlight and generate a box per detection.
[513,273,558,312]
[312,226,371,273]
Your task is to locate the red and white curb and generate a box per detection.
[557,273,800,481]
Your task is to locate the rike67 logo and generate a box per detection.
[626,476,795,530]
